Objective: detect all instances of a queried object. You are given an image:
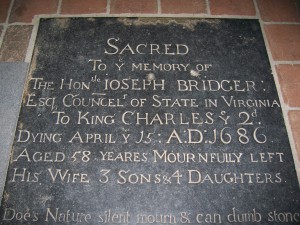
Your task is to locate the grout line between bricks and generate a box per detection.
[286,107,300,111]
[157,0,162,14]
[264,21,300,25]
[107,0,111,14]
[4,0,14,24]
[206,0,211,15]
[57,0,62,15]
[254,0,300,183]
[0,26,6,50]
[35,13,258,19]
[253,0,260,18]
[274,61,300,65]
[7,22,34,26]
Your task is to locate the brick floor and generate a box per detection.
[257,0,300,22]
[210,0,256,16]
[9,0,58,23]
[289,111,300,160]
[61,0,107,14]
[0,0,11,23]
[277,65,300,107]
[0,26,33,62]
[110,0,157,14]
[161,0,206,14]
[264,24,300,61]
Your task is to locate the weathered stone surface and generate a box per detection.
[0,62,28,201]
[0,18,299,225]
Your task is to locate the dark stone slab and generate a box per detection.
[0,62,28,200]
[0,18,299,224]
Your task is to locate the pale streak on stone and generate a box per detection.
[147,73,156,81]
[117,18,221,30]
[190,69,200,77]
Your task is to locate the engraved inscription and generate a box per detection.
[0,18,299,225]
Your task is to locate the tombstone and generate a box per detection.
[0,18,299,224]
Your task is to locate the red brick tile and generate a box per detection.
[257,0,300,22]
[210,0,255,16]
[9,0,58,23]
[277,65,300,107]
[161,0,206,14]
[61,0,106,14]
[110,0,157,14]
[289,111,300,160]
[0,25,32,62]
[264,25,300,61]
[0,0,11,23]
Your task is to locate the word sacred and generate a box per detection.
[104,37,189,55]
